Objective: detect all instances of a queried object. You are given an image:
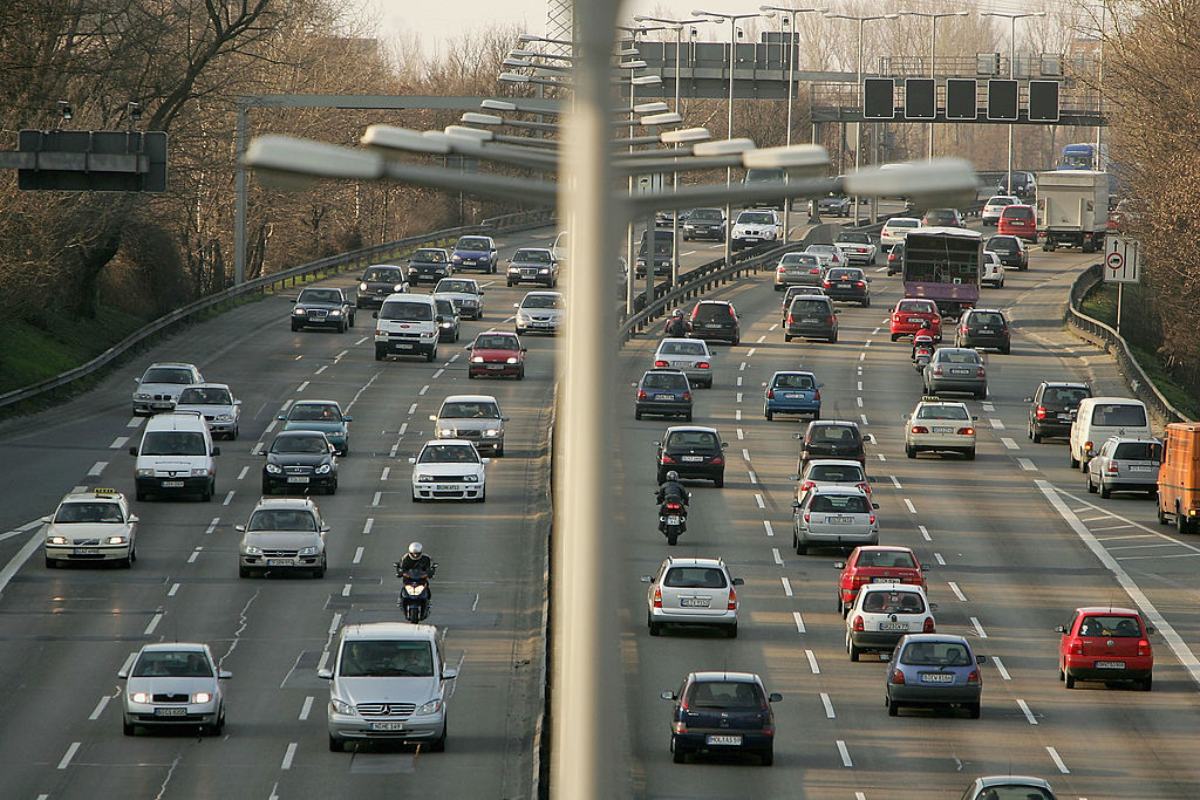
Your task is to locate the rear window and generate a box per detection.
[837,233,870,244]
[666,431,719,449]
[968,312,1006,327]
[917,405,969,420]
[1091,404,1147,427]
[1002,206,1033,221]
[937,350,982,365]
[1045,386,1090,405]
[664,567,727,589]
[773,373,815,390]
[900,641,971,666]
[986,237,1019,253]
[690,209,723,221]
[827,269,862,281]
[856,550,916,568]
[1113,441,1161,460]
[897,300,935,313]
[790,299,831,315]
[660,341,707,356]
[809,494,870,513]
[693,304,734,323]
[807,464,864,482]
[809,425,861,444]
[889,219,919,229]
[1078,615,1142,638]
[968,789,1052,800]
[780,254,819,267]
[861,590,926,614]
[643,372,688,390]
[380,301,434,321]
[686,681,763,708]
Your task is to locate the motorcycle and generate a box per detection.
[394,562,436,623]
[912,334,935,373]
[655,493,689,546]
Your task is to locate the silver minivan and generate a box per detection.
[1086,437,1162,498]
[321,622,458,752]
[792,486,879,555]
[642,557,744,638]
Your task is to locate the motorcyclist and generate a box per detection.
[655,471,690,508]
[911,319,934,361]
[664,309,691,338]
[397,541,435,577]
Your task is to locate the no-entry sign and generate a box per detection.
[1103,236,1141,284]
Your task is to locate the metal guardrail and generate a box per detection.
[1066,263,1189,424]
[0,209,554,412]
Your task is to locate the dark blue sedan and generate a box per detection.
[885,633,984,718]
[764,370,822,421]
[450,235,498,274]
[635,369,692,421]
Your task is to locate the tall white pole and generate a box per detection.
[1095,2,1104,168]
[783,13,796,242]
[725,16,735,267]
[672,25,682,284]
[853,18,863,222]
[928,16,936,160]
[1006,15,1015,195]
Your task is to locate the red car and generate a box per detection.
[997,204,1037,242]
[1058,606,1154,690]
[888,298,942,342]
[833,546,927,616]
[467,331,526,380]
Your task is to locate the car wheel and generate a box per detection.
[1176,508,1190,535]
[794,539,807,555]
[965,448,976,461]
[291,322,300,332]
[136,490,147,502]
[517,367,525,381]
[123,718,136,736]
[713,475,724,488]
[1158,505,1169,525]
[214,708,225,735]
[45,556,58,569]
[1101,484,1112,500]
[890,334,898,342]
[201,486,213,503]
[862,298,870,308]
[1031,428,1042,444]
[672,740,687,764]
[634,409,643,420]
[120,551,133,569]
[887,699,899,717]
[648,612,662,636]
[468,371,477,380]
[1001,344,1011,355]
[759,746,773,767]
[239,565,251,578]
[1069,453,1079,469]
[725,623,738,639]
[1086,474,1097,494]
[765,409,773,421]
[429,718,447,752]
[329,734,344,752]
[849,640,861,662]
[374,348,384,362]
[426,349,437,363]
[829,333,838,343]
[684,412,693,422]
[1141,674,1153,691]
[412,492,422,503]
[905,445,916,459]
[784,334,792,343]
[1065,672,1076,689]
[313,562,326,579]
[968,703,981,719]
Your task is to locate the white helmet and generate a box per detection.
[408,542,423,556]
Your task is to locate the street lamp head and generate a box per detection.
[660,127,711,144]
[517,34,541,43]
[498,72,530,84]
[633,101,670,114]
[443,126,494,143]
[362,125,452,155]
[843,158,976,202]
[246,135,382,190]
[462,112,503,126]
[640,111,683,127]
[631,75,662,86]
[481,100,517,112]
[741,144,829,176]
[693,137,756,157]
[502,58,531,69]
[618,60,648,69]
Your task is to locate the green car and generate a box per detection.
[278,400,352,456]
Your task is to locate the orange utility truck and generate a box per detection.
[1158,423,1200,534]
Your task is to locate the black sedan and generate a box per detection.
[407,248,453,285]
[262,431,339,495]
[356,265,408,309]
[291,288,354,332]
[656,426,726,486]
[822,267,871,307]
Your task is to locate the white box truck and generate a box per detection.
[1035,170,1110,253]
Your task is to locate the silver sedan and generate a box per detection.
[118,643,230,735]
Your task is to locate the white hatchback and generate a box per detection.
[410,440,488,502]
[982,252,1006,288]
[846,583,936,661]
[905,399,977,460]
[792,486,879,555]
[795,459,871,507]
[981,195,1018,226]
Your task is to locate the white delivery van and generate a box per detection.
[373,293,441,363]
[130,411,220,501]
[1069,397,1152,470]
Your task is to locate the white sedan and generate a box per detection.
[43,488,138,568]
[904,399,977,460]
[982,252,1006,288]
[804,243,844,268]
[410,440,489,502]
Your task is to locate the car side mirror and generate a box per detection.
[513,303,520,308]
[872,503,880,510]
[234,399,242,405]
[218,670,233,680]
[234,524,246,532]
[721,442,728,448]
[429,415,438,421]
[921,564,930,571]
[317,668,333,680]
[277,414,287,420]
[212,446,221,456]
[479,290,485,295]
[408,457,416,464]
[1147,626,1156,635]
[640,575,655,583]
[372,311,379,319]
[501,416,510,422]
[521,347,528,352]
[768,692,783,703]
[442,667,459,680]
[436,315,444,323]
[832,561,846,569]
[972,415,979,421]
[482,458,491,465]
[834,310,842,315]
[117,668,129,680]
[128,446,138,456]
[975,655,986,664]
[320,525,330,534]
[1069,410,1078,420]
[631,383,638,388]
[290,298,297,303]
[793,433,803,440]
[791,500,801,509]
[133,377,140,384]
[732,577,745,586]
[660,690,676,701]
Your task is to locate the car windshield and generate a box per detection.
[773,373,815,390]
[889,219,919,229]
[380,301,434,322]
[1113,441,1160,460]
[419,444,480,464]
[897,300,935,313]
[856,549,916,568]
[666,431,719,450]
[917,405,969,420]
[514,249,553,263]
[659,341,707,356]
[809,494,869,513]
[339,640,434,677]
[828,269,861,281]
[664,567,727,589]
[937,350,982,365]
[440,402,500,419]
[299,289,341,304]
[247,509,317,532]
[862,590,926,614]
[690,209,723,221]
[837,233,870,244]
[522,294,563,309]
[1078,615,1142,638]
[413,249,446,262]
[737,212,774,225]
[289,404,340,422]
[141,431,206,456]
[969,312,1006,327]
[693,304,733,323]
[1046,387,1090,404]
[1003,206,1034,220]
[363,267,402,282]
[809,425,860,444]
[686,681,763,709]
[55,502,123,523]
[642,372,688,390]
[133,650,213,678]
[178,387,231,405]
[790,299,830,314]
[435,299,456,316]
[475,335,519,350]
[1091,404,1147,427]
[900,641,971,666]
[986,237,1019,253]
[925,211,957,223]
[780,254,819,267]
[745,168,784,183]
[271,435,328,454]
[456,237,491,250]
[436,280,475,294]
[142,367,194,385]
[807,464,864,482]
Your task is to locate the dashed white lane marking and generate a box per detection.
[144,612,164,636]
[252,442,264,455]
[735,410,742,421]
[989,418,1005,430]
[281,399,294,411]
[970,617,988,638]
[741,448,751,462]
[265,420,278,434]
[982,402,995,412]
[781,577,793,597]
[57,741,81,770]
[408,403,418,415]
[314,365,328,375]
[993,655,1011,680]
[748,470,758,485]
[739,361,747,371]
[380,467,390,481]
[736,376,743,387]
[863,340,871,348]
[362,518,374,535]
[353,546,364,564]
[1017,458,1038,471]
[856,396,863,407]
[329,613,343,636]
[805,649,820,674]
[281,742,298,770]
[857,381,863,391]
[1046,746,1070,774]
[948,581,967,601]
[342,583,352,597]
[127,417,142,428]
[820,692,835,718]
[736,392,743,403]
[187,548,202,564]
[919,525,931,541]
[755,493,765,509]
[856,793,868,800]
[747,348,757,357]
[399,422,408,437]
[372,491,382,507]
[72,485,88,494]
[110,436,129,450]
[793,611,806,633]
[757,335,767,343]
[889,475,902,489]
[449,353,460,363]
[934,552,946,566]
[297,381,310,392]
[763,520,773,537]
[237,466,249,481]
[168,583,180,597]
[355,335,369,345]
[737,429,745,441]
[432,368,445,379]
[903,498,916,513]
[299,696,315,721]
[294,355,303,361]
[1017,698,1038,725]
[223,490,235,506]
[205,517,219,535]
[88,695,112,721]
[772,548,784,566]
[872,327,881,335]
[836,739,853,767]
[860,414,869,426]
[1000,437,1019,450]
[419,385,430,396]
[877,453,887,462]
[858,352,865,362]
[87,461,107,477]
[769,324,778,332]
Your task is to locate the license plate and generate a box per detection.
[1129,466,1153,472]
[879,622,909,631]
[920,673,954,683]
[487,364,505,370]
[154,707,188,717]
[161,480,185,488]
[655,394,674,401]
[978,328,993,334]
[369,722,406,731]
[435,484,459,491]
[907,317,924,323]
[827,516,854,525]
[839,282,851,288]
[933,426,953,434]
[74,547,100,555]
[286,476,310,484]
[951,368,970,375]
[462,259,475,265]
[872,577,896,583]
[681,456,704,462]
[267,559,293,567]
[666,515,681,525]
[670,361,690,368]
[802,318,818,324]
[680,597,711,608]
[1096,661,1126,669]
[785,393,804,399]
[706,735,742,746]
[393,343,413,350]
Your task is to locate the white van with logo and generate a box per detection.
[1069,397,1152,470]
[130,412,220,501]
[374,293,440,363]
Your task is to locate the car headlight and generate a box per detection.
[471,356,484,364]
[505,357,518,364]
[135,393,151,400]
[297,546,319,556]
[131,691,151,704]
[421,331,435,339]
[440,322,453,329]
[329,310,342,316]
[215,413,233,422]
[136,468,154,478]
[438,428,454,437]
[393,283,406,292]
[508,266,518,273]
[243,545,263,555]
[46,536,68,545]
[192,691,212,704]
[359,282,368,291]
[417,475,435,483]
[293,308,305,315]
[415,698,443,716]
[106,536,128,545]
[451,254,462,262]
[462,474,479,483]
[191,468,209,477]
[315,464,332,475]
[483,429,500,437]
[330,697,355,715]
[539,268,549,274]
[265,463,282,474]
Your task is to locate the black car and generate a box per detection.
[291,287,354,332]
[635,369,693,421]
[506,248,559,288]
[636,229,674,277]
[956,308,1011,354]
[681,208,725,241]
[406,248,452,285]
[450,235,498,273]
[1025,381,1092,443]
[662,671,781,766]
[262,431,339,495]
[689,300,740,345]
[656,426,726,486]
[784,295,838,343]
[823,267,871,307]
[798,420,865,471]
[984,235,1029,271]
[356,265,408,309]
[886,241,905,276]
[433,297,460,343]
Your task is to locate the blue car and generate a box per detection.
[450,235,498,274]
[885,633,984,719]
[635,369,693,421]
[277,400,352,456]
[764,370,822,421]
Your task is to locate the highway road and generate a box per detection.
[2,216,1198,799]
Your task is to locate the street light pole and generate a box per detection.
[899,10,969,161]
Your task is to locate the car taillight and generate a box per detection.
[855,281,865,288]
[682,391,691,401]
[761,723,775,736]
[1138,638,1151,657]
[822,280,832,288]
[911,425,929,434]
[853,575,868,587]
[637,389,647,400]
[933,366,943,376]
[653,586,663,608]
[1085,440,1094,453]
[727,587,738,610]
[976,367,986,378]
[777,266,787,273]
[711,455,724,465]
[967,669,980,684]
[856,481,871,494]
[654,359,668,367]
[800,480,815,492]
[923,617,936,633]
[697,361,710,369]
[957,427,975,436]
[1071,640,1084,655]
[827,315,836,325]
[672,721,687,734]
[959,325,968,334]
[767,388,775,399]
[868,514,876,525]
[809,267,821,274]
[803,513,810,523]
[933,316,941,325]
[786,314,794,325]
[890,669,905,684]
[892,313,901,322]
[1035,404,1047,420]
[813,389,821,401]
[660,454,676,464]
[852,615,864,631]
[1107,463,1119,474]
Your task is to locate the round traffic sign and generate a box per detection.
[1106,251,1124,271]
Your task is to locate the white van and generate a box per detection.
[129,412,220,501]
[373,293,440,363]
[1069,397,1152,470]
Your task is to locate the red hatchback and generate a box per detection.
[467,331,527,380]
[888,299,942,342]
[997,204,1037,242]
[833,546,928,616]
[1057,606,1154,691]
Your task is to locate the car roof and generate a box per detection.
[916,399,970,409]
[661,557,727,569]
[691,671,761,683]
[421,438,476,447]
[861,582,927,595]
[1102,436,1160,444]
[364,263,403,269]
[665,425,718,434]
[62,489,125,503]
[475,330,519,340]
[658,337,705,346]
[274,429,329,439]
[514,247,553,254]
[442,394,498,404]
[145,413,208,432]
[695,299,733,306]
[141,642,207,653]
[771,370,816,377]
[523,291,563,297]
[975,776,1054,790]
[899,633,970,645]
[252,497,317,510]
[809,419,859,428]
[384,293,436,305]
[1082,396,1144,405]
[642,369,687,376]
[1040,381,1089,388]
[145,362,198,370]
[884,217,920,225]
[1075,606,1140,616]
[809,485,869,496]
[967,307,1005,314]
[437,277,478,285]
[293,399,340,407]
[181,382,231,392]
[805,458,864,468]
[854,545,915,553]
[894,297,935,305]
[933,347,980,356]
[341,622,438,641]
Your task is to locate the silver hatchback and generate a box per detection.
[643,557,743,638]
[1086,437,1162,498]
[654,338,714,389]
[792,486,879,555]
